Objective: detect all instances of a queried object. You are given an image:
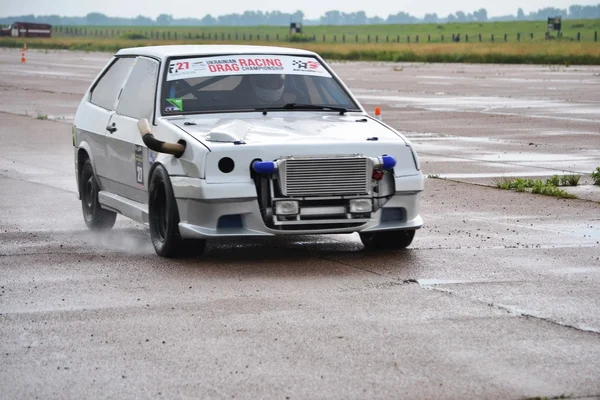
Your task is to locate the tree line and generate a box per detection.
[1,4,599,26]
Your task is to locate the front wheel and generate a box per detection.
[80,159,116,230]
[359,229,415,250]
[148,165,206,258]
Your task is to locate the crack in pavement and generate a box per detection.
[412,281,600,336]
[319,255,382,276]
[516,394,600,400]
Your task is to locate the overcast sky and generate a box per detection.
[0,0,595,19]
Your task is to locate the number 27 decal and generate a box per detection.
[136,166,143,184]
[169,61,190,73]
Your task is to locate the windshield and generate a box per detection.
[162,55,360,114]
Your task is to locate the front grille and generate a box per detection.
[280,157,370,197]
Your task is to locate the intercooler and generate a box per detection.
[278,157,371,197]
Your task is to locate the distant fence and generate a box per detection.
[51,26,599,43]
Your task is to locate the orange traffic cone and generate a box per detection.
[374,106,381,121]
[20,44,26,63]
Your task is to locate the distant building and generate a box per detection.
[0,22,52,38]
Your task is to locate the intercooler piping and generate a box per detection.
[137,118,186,158]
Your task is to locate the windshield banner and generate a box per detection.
[167,55,332,81]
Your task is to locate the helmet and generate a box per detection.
[249,74,285,103]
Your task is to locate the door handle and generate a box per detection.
[106,123,117,133]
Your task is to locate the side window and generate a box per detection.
[116,57,159,121]
[90,57,135,110]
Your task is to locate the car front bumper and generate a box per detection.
[171,176,423,239]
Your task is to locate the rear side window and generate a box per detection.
[116,57,159,120]
[90,57,135,110]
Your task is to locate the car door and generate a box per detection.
[76,57,136,189]
[105,56,160,203]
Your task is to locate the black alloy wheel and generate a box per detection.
[80,159,116,230]
[148,165,206,258]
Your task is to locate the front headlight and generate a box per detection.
[275,200,299,215]
[349,199,373,213]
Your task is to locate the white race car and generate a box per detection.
[73,45,423,257]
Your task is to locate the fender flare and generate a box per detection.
[147,161,183,225]
[75,141,95,199]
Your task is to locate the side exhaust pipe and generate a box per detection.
[137,118,186,158]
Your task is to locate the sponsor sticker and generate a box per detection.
[192,60,207,71]
[166,55,331,81]
[135,145,144,185]
[166,98,183,111]
[291,59,320,71]
[148,150,155,166]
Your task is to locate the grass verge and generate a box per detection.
[2,37,600,64]
[495,176,579,199]
[591,167,600,186]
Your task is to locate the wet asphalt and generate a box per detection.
[1,49,599,399]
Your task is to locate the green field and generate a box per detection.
[49,19,600,43]
[2,19,599,64]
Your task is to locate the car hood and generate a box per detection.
[170,112,407,149]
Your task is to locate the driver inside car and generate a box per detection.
[247,74,286,104]
[163,73,297,112]
[235,73,299,107]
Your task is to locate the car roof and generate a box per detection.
[116,45,317,60]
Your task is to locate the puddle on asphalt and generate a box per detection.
[415,75,600,84]
[481,111,600,123]
[23,61,102,70]
[476,153,595,162]
[357,94,559,109]
[0,69,90,78]
[414,136,503,143]
[419,82,453,86]
[546,225,600,241]
[356,94,600,120]
[540,130,600,136]
[403,132,443,138]
[439,171,577,179]
[47,114,75,122]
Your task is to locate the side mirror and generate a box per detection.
[137,119,185,158]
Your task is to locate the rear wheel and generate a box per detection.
[359,229,415,250]
[148,165,206,258]
[80,159,116,230]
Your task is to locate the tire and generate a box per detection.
[80,159,117,230]
[359,229,415,250]
[148,165,206,258]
